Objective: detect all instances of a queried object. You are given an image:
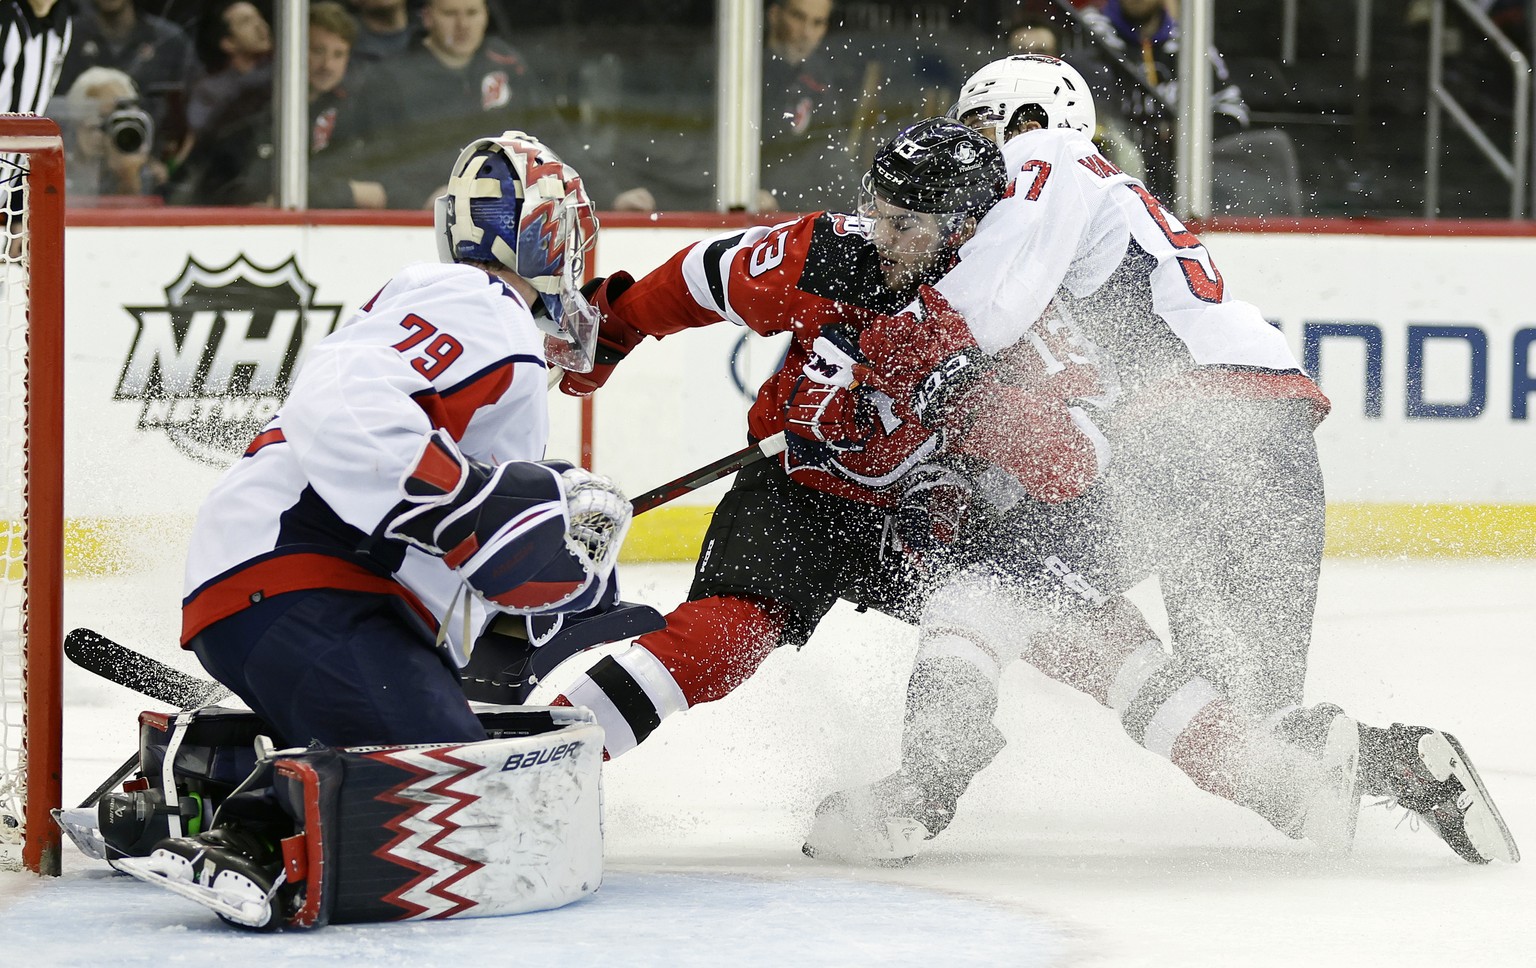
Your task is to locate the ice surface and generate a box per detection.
[2,558,1532,967]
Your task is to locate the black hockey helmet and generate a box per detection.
[860,117,1007,223]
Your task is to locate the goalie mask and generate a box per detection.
[434,131,602,372]
[949,54,1096,144]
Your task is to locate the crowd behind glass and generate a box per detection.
[51,0,1534,218]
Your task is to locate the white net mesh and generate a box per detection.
[0,150,33,871]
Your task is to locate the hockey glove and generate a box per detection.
[803,325,871,389]
[892,461,973,556]
[559,273,645,396]
[557,464,633,579]
[859,286,991,427]
[383,431,629,613]
[784,328,879,481]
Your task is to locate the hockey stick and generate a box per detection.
[64,630,232,811]
[630,431,786,513]
[65,628,231,710]
[65,434,789,706]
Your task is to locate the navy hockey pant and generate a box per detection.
[189,588,486,749]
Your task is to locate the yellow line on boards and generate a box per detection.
[17,503,1535,580]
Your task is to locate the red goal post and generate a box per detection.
[0,115,64,876]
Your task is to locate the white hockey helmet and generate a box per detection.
[434,131,601,372]
[949,54,1096,143]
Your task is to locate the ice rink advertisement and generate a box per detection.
[60,219,1536,570]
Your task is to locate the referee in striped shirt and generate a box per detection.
[2,0,73,251]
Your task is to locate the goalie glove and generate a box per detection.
[558,272,644,397]
[383,430,630,614]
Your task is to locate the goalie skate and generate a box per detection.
[116,827,289,930]
[51,807,110,862]
[801,773,955,866]
[1362,724,1520,864]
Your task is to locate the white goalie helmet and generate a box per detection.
[949,54,1097,144]
[434,131,601,372]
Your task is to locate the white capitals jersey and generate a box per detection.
[182,263,552,665]
[938,129,1324,411]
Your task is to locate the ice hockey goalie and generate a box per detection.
[70,705,604,930]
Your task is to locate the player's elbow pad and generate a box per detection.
[383,431,632,613]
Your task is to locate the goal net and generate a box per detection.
[0,116,64,876]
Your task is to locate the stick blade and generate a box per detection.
[65,628,229,707]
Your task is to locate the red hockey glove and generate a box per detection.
[803,325,872,389]
[858,286,990,427]
[559,272,645,396]
[785,378,868,450]
[784,325,875,445]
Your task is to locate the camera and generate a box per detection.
[102,98,153,154]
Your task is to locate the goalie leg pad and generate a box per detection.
[275,714,605,927]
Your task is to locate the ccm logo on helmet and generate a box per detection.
[501,740,584,771]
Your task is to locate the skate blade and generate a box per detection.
[1421,732,1521,864]
[51,807,110,861]
[802,811,927,867]
[115,855,278,928]
[1302,715,1362,854]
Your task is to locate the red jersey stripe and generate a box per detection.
[181,552,435,645]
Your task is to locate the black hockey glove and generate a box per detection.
[384,430,631,613]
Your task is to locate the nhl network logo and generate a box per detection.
[114,255,343,465]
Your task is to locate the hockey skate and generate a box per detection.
[116,825,290,930]
[1275,704,1363,853]
[802,772,960,866]
[1359,723,1520,864]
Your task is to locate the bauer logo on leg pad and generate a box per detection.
[501,739,584,771]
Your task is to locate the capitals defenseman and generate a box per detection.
[803,56,1520,866]
[118,131,628,929]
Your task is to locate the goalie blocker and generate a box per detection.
[88,706,602,929]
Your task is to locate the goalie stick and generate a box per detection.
[63,629,232,814]
[66,433,789,706]
[65,628,230,709]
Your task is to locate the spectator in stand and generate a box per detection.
[759,0,859,210]
[183,0,271,151]
[165,1,394,208]
[611,0,855,213]
[57,64,164,198]
[346,0,414,61]
[1006,12,1060,56]
[375,0,560,209]
[1076,0,1301,213]
[57,0,193,158]
[1078,0,1249,135]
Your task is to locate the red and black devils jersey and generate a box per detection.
[616,212,1111,506]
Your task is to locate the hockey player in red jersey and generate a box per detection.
[802,55,1519,866]
[535,119,1117,762]
[112,132,626,929]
